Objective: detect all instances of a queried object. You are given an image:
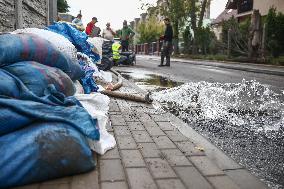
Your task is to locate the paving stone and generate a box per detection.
[156,179,186,189]
[138,143,161,158]
[225,169,268,189]
[145,126,166,136]
[121,150,145,167]
[101,181,128,189]
[142,120,159,128]
[122,113,140,122]
[145,158,177,179]
[71,169,99,189]
[138,113,153,122]
[39,184,61,189]
[110,115,127,126]
[109,101,120,112]
[153,136,176,149]
[165,130,189,142]
[126,168,157,189]
[127,122,145,131]
[174,167,213,189]
[190,156,224,176]
[150,114,169,122]
[132,130,153,143]
[40,176,72,185]
[114,126,131,136]
[101,146,120,159]
[207,176,241,189]
[100,159,125,182]
[161,149,192,166]
[156,122,175,131]
[175,141,205,156]
[116,135,137,150]
[14,184,40,189]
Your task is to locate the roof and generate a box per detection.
[211,9,237,25]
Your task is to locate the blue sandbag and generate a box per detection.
[0,122,95,188]
[47,22,100,62]
[0,33,84,80]
[3,61,76,97]
[0,69,99,140]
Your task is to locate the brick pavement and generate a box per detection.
[14,77,269,189]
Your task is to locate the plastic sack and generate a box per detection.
[0,33,84,80]
[3,61,76,97]
[0,69,99,140]
[12,28,78,63]
[47,22,100,63]
[87,37,107,61]
[75,93,116,155]
[0,122,95,188]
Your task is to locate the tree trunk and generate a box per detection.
[198,0,208,28]
[190,0,197,54]
[173,20,179,54]
[248,10,262,59]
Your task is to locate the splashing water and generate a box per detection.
[152,80,284,189]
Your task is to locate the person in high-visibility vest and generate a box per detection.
[112,42,127,65]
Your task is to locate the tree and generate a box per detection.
[57,0,69,13]
[137,16,164,43]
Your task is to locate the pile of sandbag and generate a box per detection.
[0,33,100,188]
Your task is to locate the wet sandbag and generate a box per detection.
[0,33,84,80]
[3,61,76,97]
[0,122,95,188]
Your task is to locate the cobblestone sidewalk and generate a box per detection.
[14,76,268,189]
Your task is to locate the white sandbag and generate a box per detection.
[75,93,116,155]
[74,81,84,94]
[12,28,77,62]
[87,37,108,64]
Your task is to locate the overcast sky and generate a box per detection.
[67,0,227,30]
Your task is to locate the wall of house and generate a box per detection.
[254,0,284,16]
[0,0,57,32]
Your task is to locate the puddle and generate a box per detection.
[117,71,183,91]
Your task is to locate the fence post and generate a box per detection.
[261,23,266,61]
[157,40,160,56]
[15,0,23,29]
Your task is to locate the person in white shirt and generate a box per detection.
[72,14,83,27]
[102,22,116,41]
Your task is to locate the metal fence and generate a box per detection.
[135,41,163,55]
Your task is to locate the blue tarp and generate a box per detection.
[47,22,100,63]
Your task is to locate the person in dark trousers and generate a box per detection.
[159,17,173,67]
[120,20,135,52]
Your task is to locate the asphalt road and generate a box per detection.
[120,56,284,92]
[115,56,284,189]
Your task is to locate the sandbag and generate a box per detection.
[0,33,84,80]
[47,22,100,62]
[3,61,76,97]
[0,122,95,188]
[0,69,99,139]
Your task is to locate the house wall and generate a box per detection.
[254,0,284,15]
[0,0,57,32]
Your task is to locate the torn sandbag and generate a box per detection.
[3,61,75,97]
[0,122,95,188]
[47,22,100,63]
[0,33,84,80]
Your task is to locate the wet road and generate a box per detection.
[114,56,284,189]
[116,56,284,92]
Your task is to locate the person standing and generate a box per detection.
[119,20,135,52]
[102,22,116,41]
[86,17,101,37]
[159,18,173,67]
[72,14,83,27]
